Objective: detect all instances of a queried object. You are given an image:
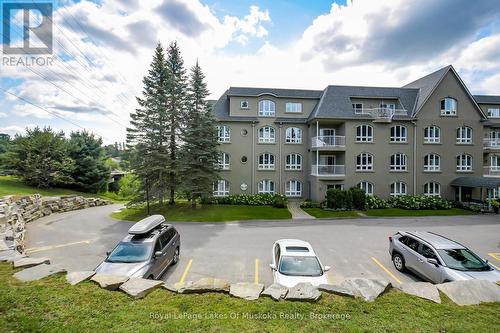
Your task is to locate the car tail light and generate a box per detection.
[388,236,393,243]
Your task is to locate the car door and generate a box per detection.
[399,236,422,272]
[163,228,177,265]
[416,243,443,283]
[272,243,281,281]
[151,237,164,277]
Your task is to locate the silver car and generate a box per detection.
[95,215,180,279]
[389,231,500,283]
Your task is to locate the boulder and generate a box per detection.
[91,274,129,291]
[0,249,27,262]
[229,282,264,300]
[13,264,66,282]
[0,240,10,251]
[163,282,180,293]
[177,277,230,294]
[436,280,500,306]
[285,283,321,302]
[341,278,391,302]
[262,283,288,301]
[397,282,441,303]
[66,271,95,286]
[13,257,50,268]
[318,284,356,298]
[119,278,163,299]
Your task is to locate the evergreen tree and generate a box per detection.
[180,61,219,206]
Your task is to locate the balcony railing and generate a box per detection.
[311,135,346,149]
[484,166,500,177]
[355,108,407,120]
[311,164,345,176]
[483,138,500,149]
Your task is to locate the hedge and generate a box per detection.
[211,193,288,207]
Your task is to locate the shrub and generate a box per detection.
[299,200,322,208]
[213,194,288,206]
[388,195,452,210]
[272,196,286,208]
[326,188,352,210]
[349,187,367,210]
[366,195,389,209]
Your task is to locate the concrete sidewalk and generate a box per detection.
[287,201,315,220]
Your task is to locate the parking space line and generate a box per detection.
[254,258,259,284]
[26,239,95,254]
[490,262,500,270]
[179,259,193,284]
[371,257,402,284]
[487,253,500,261]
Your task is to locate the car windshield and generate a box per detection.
[437,248,491,271]
[106,242,151,263]
[278,256,323,277]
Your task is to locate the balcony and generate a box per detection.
[484,166,500,177]
[311,164,345,178]
[311,136,346,150]
[356,108,407,122]
[483,138,500,149]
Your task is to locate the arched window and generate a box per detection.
[390,153,407,171]
[258,179,275,194]
[217,125,230,142]
[424,125,440,143]
[441,97,457,115]
[218,152,230,170]
[258,100,275,116]
[285,180,302,197]
[390,182,407,196]
[285,153,302,170]
[258,153,275,170]
[358,181,374,196]
[356,125,373,142]
[285,127,302,143]
[390,125,407,143]
[424,182,440,196]
[456,126,472,144]
[424,153,440,172]
[258,126,275,143]
[456,154,472,172]
[213,180,229,196]
[356,153,373,171]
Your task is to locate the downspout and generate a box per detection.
[252,122,256,194]
[316,121,319,175]
[278,123,282,194]
[412,120,417,195]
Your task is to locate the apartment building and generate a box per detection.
[212,65,500,202]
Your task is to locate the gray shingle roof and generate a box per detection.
[212,90,258,122]
[450,176,500,189]
[226,87,323,99]
[474,95,500,105]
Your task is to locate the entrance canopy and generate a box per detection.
[450,176,500,189]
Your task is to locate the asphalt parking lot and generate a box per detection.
[25,204,500,286]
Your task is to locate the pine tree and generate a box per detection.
[180,61,219,206]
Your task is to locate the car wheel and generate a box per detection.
[392,253,405,272]
[172,248,179,265]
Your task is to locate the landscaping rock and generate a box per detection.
[436,280,500,305]
[119,278,163,298]
[66,271,95,286]
[341,278,391,302]
[0,239,10,251]
[177,277,230,294]
[13,257,50,268]
[13,264,66,282]
[262,283,288,301]
[0,249,26,262]
[229,282,264,300]
[318,284,356,298]
[163,282,180,293]
[285,283,321,302]
[91,274,129,291]
[397,282,441,303]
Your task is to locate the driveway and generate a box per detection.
[26,205,500,286]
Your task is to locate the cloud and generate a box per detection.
[127,20,158,47]
[157,0,209,37]
[0,112,7,118]
[0,125,32,136]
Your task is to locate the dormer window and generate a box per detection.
[352,103,363,114]
[258,100,275,117]
[240,100,249,109]
[285,102,302,113]
[441,98,457,116]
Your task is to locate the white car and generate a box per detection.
[270,239,330,288]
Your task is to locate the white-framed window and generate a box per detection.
[358,181,374,196]
[488,108,500,118]
[285,153,302,170]
[456,154,472,172]
[258,153,275,170]
[424,125,440,143]
[487,187,500,199]
[352,103,363,114]
[356,153,373,171]
[356,125,373,142]
[258,100,275,117]
[218,152,230,170]
[285,127,302,143]
[240,100,249,109]
[390,125,407,143]
[390,182,407,196]
[390,153,407,171]
[213,179,229,196]
[441,97,457,116]
[258,179,275,194]
[258,126,275,143]
[285,102,302,113]
[217,125,230,142]
[456,126,472,144]
[424,153,440,172]
[285,180,302,197]
[424,182,440,197]
[380,103,396,110]
[491,155,500,171]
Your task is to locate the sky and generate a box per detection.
[0,0,499,144]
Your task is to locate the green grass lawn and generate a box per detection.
[303,208,360,218]
[365,207,477,217]
[0,264,499,332]
[112,203,291,222]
